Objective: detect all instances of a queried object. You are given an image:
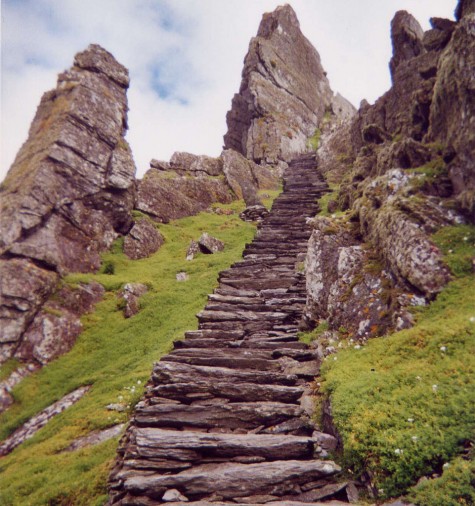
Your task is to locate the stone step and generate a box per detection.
[173,339,308,351]
[134,401,304,430]
[152,361,299,386]
[117,459,341,502]
[125,428,317,463]
[149,380,305,404]
[162,354,282,371]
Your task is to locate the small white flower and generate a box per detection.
[416,376,422,381]
[394,448,403,455]
[432,384,438,392]
[354,344,361,350]
[378,488,385,495]
[443,463,451,470]
[407,418,414,423]
[118,395,124,401]
[448,249,453,254]
[137,380,142,385]
[463,236,469,241]
[470,317,475,323]
[440,346,447,352]
[411,436,418,442]
[333,356,338,361]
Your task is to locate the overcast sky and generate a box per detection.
[1,0,456,181]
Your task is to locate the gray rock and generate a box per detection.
[240,205,270,223]
[176,272,189,282]
[198,233,224,254]
[221,149,261,206]
[118,283,148,318]
[223,4,335,164]
[123,218,164,260]
[0,259,58,363]
[186,240,200,261]
[163,489,189,502]
[389,11,425,81]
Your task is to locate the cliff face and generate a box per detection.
[0,45,135,364]
[223,4,354,166]
[304,2,474,344]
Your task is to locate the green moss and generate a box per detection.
[409,457,475,506]
[307,128,322,151]
[320,272,475,500]
[299,320,329,344]
[0,201,257,505]
[432,224,475,278]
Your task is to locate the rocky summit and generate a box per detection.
[223,4,354,166]
[0,1,474,506]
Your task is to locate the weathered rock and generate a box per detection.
[0,44,135,364]
[65,424,124,452]
[0,259,59,363]
[123,218,164,260]
[162,489,189,502]
[427,12,475,218]
[121,460,340,500]
[223,4,335,164]
[240,205,270,223]
[136,169,233,223]
[389,11,425,81]
[170,152,223,177]
[455,0,475,20]
[176,272,189,282]
[186,240,200,261]
[118,283,148,318]
[0,386,91,456]
[221,149,261,206]
[198,233,224,254]
[16,302,83,365]
[0,363,39,414]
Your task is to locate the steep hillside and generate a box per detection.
[0,0,474,505]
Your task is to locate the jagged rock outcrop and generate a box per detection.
[223,4,353,165]
[0,44,135,364]
[305,0,472,341]
[137,149,280,222]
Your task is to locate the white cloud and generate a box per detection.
[1,0,456,181]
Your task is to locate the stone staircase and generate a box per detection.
[108,154,353,505]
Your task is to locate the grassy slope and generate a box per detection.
[320,224,475,504]
[0,194,279,505]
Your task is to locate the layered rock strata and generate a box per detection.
[305,1,472,340]
[109,156,356,505]
[138,149,280,223]
[0,44,135,364]
[223,4,354,165]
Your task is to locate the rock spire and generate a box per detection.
[0,44,136,364]
[223,4,344,165]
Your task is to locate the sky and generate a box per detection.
[1,0,456,181]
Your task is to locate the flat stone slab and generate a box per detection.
[122,459,341,500]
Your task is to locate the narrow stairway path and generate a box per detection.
[109,155,352,506]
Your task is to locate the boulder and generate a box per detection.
[118,283,148,318]
[186,240,200,261]
[240,205,270,223]
[170,152,223,177]
[223,4,336,164]
[176,272,189,282]
[198,233,224,254]
[123,218,164,260]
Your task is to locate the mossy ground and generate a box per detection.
[319,224,475,504]
[0,194,271,506]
